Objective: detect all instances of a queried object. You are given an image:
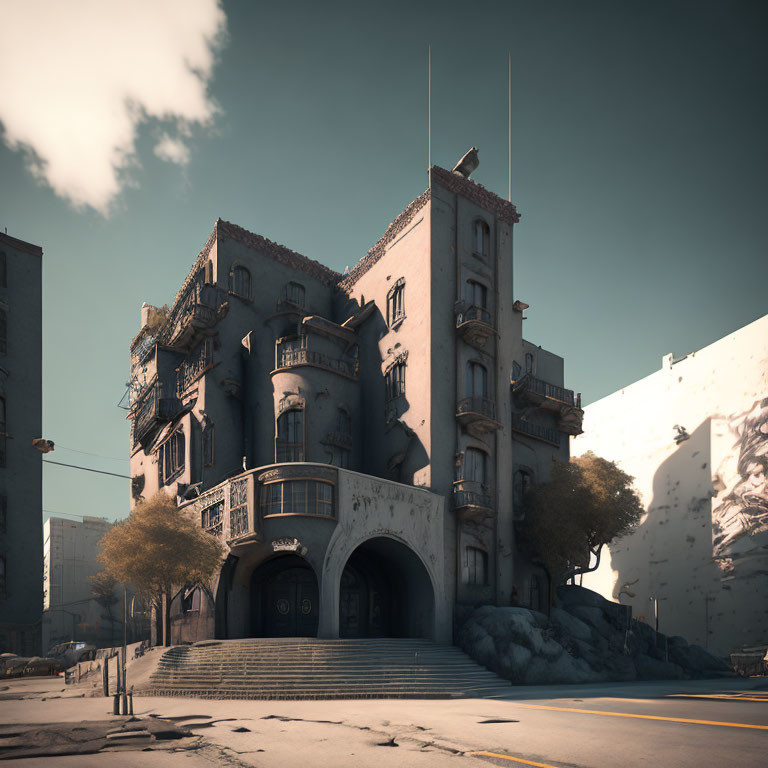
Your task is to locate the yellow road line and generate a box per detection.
[514,703,768,730]
[473,752,564,768]
[666,694,768,702]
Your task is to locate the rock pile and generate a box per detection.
[458,586,730,685]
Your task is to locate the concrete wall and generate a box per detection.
[573,314,768,655]
[0,234,42,655]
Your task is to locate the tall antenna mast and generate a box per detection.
[508,51,512,202]
[428,45,432,181]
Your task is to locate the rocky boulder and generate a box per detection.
[458,585,730,685]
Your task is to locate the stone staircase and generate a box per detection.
[137,637,511,699]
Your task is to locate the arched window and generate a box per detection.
[525,352,534,374]
[337,407,351,435]
[276,408,304,462]
[464,546,487,585]
[159,428,185,485]
[473,220,490,259]
[513,468,533,511]
[465,361,488,398]
[463,447,487,484]
[387,278,405,327]
[285,281,305,307]
[385,362,406,400]
[229,265,251,299]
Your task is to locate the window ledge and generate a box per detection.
[388,314,406,331]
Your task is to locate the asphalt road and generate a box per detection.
[1,675,766,767]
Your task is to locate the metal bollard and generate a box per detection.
[112,693,120,715]
[128,691,134,716]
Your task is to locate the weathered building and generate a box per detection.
[42,516,117,651]
[573,314,768,656]
[0,232,43,655]
[128,160,582,644]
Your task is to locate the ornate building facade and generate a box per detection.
[128,162,583,644]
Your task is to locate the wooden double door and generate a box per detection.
[260,564,318,637]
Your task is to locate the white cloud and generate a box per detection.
[154,134,191,165]
[0,0,226,215]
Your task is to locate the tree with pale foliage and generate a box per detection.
[97,492,223,646]
[518,452,644,590]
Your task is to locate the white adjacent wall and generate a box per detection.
[572,314,768,656]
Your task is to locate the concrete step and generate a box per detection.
[141,638,510,700]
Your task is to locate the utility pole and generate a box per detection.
[121,584,128,715]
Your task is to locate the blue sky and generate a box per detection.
[1,0,765,524]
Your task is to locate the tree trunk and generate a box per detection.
[163,593,171,647]
[562,545,603,584]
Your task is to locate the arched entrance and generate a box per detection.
[339,537,435,639]
[250,555,319,637]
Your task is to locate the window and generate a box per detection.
[525,352,534,374]
[285,281,305,306]
[0,396,6,467]
[204,260,214,284]
[464,546,487,585]
[276,409,304,461]
[337,407,351,435]
[387,279,405,326]
[229,265,251,299]
[463,280,488,309]
[182,586,201,612]
[159,429,185,485]
[513,469,533,511]
[0,252,5,288]
[465,361,488,398]
[463,447,487,484]
[201,500,222,532]
[260,480,335,517]
[474,220,490,259]
[0,307,6,355]
[202,424,214,467]
[385,362,406,400]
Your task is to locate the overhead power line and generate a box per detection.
[43,459,131,480]
[56,444,127,462]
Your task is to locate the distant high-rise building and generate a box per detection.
[0,232,43,655]
[127,162,582,644]
[42,516,116,650]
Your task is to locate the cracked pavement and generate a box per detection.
[2,674,767,767]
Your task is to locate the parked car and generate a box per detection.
[0,653,20,676]
[45,642,97,670]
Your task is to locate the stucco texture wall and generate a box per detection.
[572,314,768,656]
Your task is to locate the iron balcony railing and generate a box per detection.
[132,384,180,442]
[177,343,214,396]
[453,479,494,510]
[456,395,497,421]
[511,415,562,447]
[277,345,356,379]
[514,374,581,408]
[456,305,493,328]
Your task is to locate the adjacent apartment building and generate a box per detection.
[573,314,768,656]
[127,159,583,644]
[42,516,116,651]
[0,232,43,655]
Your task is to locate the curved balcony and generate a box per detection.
[456,305,497,349]
[273,341,357,380]
[456,396,501,437]
[453,480,495,525]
